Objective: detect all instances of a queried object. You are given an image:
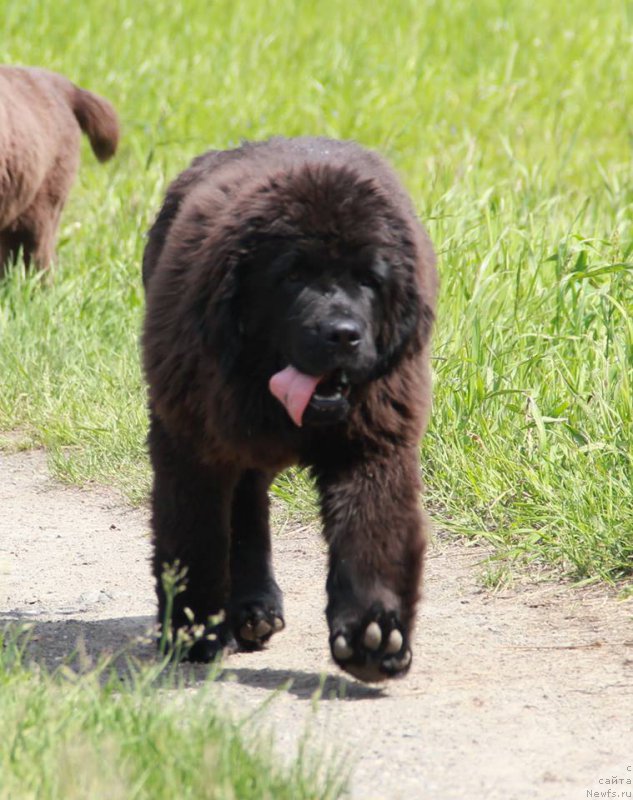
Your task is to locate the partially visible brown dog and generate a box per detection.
[0,66,119,275]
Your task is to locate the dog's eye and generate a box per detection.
[284,269,302,284]
[358,260,390,290]
[358,272,382,290]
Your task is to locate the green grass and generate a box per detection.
[0,628,344,800]
[0,0,631,578]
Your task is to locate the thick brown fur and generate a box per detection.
[0,66,119,275]
[142,137,437,682]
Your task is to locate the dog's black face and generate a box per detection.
[235,243,394,426]
[272,249,385,377]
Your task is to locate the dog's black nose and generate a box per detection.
[324,319,362,350]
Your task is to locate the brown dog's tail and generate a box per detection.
[71,86,119,162]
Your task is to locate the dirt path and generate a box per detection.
[1,449,631,799]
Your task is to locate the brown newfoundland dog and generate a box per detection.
[0,66,119,275]
[142,137,437,682]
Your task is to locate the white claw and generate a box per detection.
[398,649,412,669]
[383,648,412,673]
[386,629,403,654]
[363,621,382,651]
[273,616,284,632]
[333,635,353,661]
[254,619,272,638]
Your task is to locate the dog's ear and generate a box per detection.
[372,267,434,379]
[143,168,206,289]
[193,250,243,373]
[195,229,294,374]
[143,192,183,288]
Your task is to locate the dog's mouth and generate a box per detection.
[269,366,351,427]
[304,370,350,426]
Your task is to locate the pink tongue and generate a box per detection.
[269,365,322,427]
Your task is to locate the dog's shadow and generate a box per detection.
[217,666,383,700]
[0,614,383,701]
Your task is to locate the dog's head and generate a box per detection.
[207,163,433,427]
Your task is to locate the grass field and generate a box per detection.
[0,0,631,794]
[0,628,342,800]
[1,0,631,581]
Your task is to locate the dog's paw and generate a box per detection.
[329,603,412,682]
[231,601,285,650]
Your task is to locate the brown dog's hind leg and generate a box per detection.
[30,219,58,274]
[4,196,63,275]
[148,413,239,662]
[229,469,285,650]
[316,447,427,683]
[15,139,78,275]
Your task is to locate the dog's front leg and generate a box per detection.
[315,446,427,682]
